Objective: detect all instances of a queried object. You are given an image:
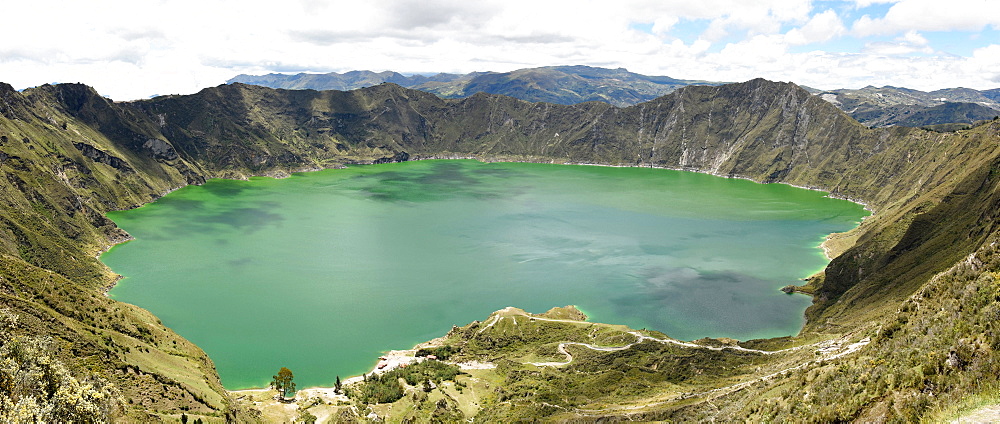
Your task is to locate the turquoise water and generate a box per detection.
[103,160,868,389]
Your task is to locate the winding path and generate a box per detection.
[473,309,873,415]
[566,336,872,416]
[524,315,812,367]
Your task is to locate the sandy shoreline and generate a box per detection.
[229,336,471,397]
[230,349,419,397]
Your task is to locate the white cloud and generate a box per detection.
[650,17,681,36]
[691,1,813,42]
[785,9,847,45]
[898,31,929,46]
[850,0,899,8]
[862,42,930,56]
[716,35,791,64]
[0,0,997,99]
[852,0,1000,36]
[861,30,934,55]
[969,44,1000,84]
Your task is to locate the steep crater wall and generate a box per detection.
[1,78,999,419]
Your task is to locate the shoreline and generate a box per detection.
[228,336,462,396]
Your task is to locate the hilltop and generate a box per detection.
[1,78,999,421]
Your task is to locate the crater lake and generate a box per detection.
[103,160,868,389]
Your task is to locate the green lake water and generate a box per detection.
[103,160,868,389]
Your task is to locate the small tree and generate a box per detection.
[335,375,342,394]
[271,367,296,400]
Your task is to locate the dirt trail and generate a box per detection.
[524,311,876,416]
[952,404,1000,423]
[525,315,816,367]
[568,337,872,415]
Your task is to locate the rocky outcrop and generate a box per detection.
[73,142,133,172]
[142,138,179,161]
[372,151,410,164]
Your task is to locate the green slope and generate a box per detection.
[2,78,1000,421]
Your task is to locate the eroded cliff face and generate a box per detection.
[2,78,999,420]
[113,79,931,207]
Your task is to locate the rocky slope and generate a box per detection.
[1,78,999,421]
[817,86,1000,127]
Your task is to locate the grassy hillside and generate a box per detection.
[0,82,255,422]
[2,78,999,421]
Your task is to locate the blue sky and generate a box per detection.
[1,0,998,99]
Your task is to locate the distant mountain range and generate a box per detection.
[228,66,722,107]
[813,85,1000,128]
[229,66,1000,128]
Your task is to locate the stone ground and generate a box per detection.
[953,404,1000,423]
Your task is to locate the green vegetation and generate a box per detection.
[921,122,973,132]
[374,307,790,421]
[2,77,1000,420]
[271,367,296,400]
[0,81,249,422]
[0,309,124,423]
[415,346,458,360]
[346,361,461,405]
[348,372,406,405]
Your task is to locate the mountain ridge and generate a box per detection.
[229,66,1000,128]
[228,65,722,107]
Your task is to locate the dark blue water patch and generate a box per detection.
[614,267,802,340]
[200,180,254,197]
[153,196,206,211]
[345,161,526,203]
[201,205,285,232]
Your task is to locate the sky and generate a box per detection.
[1,0,998,100]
